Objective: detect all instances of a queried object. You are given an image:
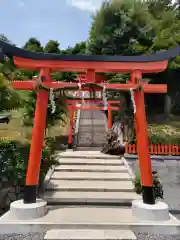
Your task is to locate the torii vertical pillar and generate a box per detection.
[24,68,50,204]
[107,103,112,129]
[132,71,155,205]
[68,103,75,149]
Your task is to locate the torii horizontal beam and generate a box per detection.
[65,99,119,104]
[13,57,168,73]
[11,81,167,93]
[67,105,119,111]
[76,74,105,83]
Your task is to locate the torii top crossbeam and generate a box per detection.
[1,40,180,73]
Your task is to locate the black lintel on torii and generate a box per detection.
[0,40,180,63]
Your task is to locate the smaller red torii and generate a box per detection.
[66,101,120,149]
[65,73,121,148]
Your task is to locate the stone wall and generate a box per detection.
[0,185,23,216]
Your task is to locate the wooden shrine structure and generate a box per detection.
[0,40,180,206]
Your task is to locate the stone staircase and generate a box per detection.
[76,109,107,151]
[0,151,179,238]
[43,151,139,240]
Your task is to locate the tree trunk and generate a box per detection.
[101,91,134,155]
[164,94,171,118]
[101,120,125,155]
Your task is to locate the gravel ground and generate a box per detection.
[135,233,180,240]
[0,232,45,240]
[0,232,180,240]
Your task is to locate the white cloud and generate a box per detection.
[67,0,104,12]
[18,0,25,7]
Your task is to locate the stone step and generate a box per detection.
[77,139,105,142]
[77,143,95,147]
[0,205,178,234]
[55,165,128,173]
[77,137,105,142]
[58,158,124,165]
[77,143,105,148]
[58,151,121,159]
[44,229,136,240]
[46,180,134,192]
[92,135,106,138]
[78,136,93,141]
[51,171,130,181]
[79,119,105,125]
[43,191,140,205]
[79,125,105,129]
[78,128,105,132]
[75,147,103,151]
[78,132,93,136]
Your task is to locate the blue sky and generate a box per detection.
[0,0,104,49]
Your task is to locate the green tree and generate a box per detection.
[87,0,154,56]
[23,37,44,52]
[44,40,60,53]
[87,0,154,123]
[0,73,21,112]
[0,34,13,44]
[147,0,173,18]
[68,41,87,54]
[22,38,67,131]
[0,35,16,80]
[22,89,67,132]
[0,35,21,112]
[87,0,180,117]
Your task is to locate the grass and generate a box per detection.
[149,123,180,135]
[0,108,70,144]
[148,114,180,141]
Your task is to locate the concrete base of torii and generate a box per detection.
[132,200,170,221]
[10,199,47,220]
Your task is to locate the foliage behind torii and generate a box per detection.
[87,0,180,117]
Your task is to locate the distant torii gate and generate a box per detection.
[66,99,120,149]
[0,39,171,206]
[66,73,120,149]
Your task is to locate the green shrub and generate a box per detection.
[149,133,180,145]
[22,90,67,129]
[133,168,164,200]
[128,128,180,145]
[0,139,59,189]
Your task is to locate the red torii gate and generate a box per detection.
[0,40,171,206]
